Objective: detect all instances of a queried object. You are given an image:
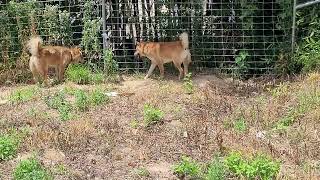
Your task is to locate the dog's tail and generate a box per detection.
[179,32,189,50]
[27,36,43,56]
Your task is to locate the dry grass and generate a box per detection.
[0,74,319,179]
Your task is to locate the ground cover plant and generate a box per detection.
[0,73,319,179]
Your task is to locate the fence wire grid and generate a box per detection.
[0,0,293,76]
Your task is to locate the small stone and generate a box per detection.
[183,131,188,138]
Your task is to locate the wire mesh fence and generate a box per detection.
[0,0,293,76]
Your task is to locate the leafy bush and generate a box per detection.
[74,89,90,111]
[233,51,249,78]
[183,72,194,94]
[224,152,280,180]
[173,156,202,179]
[143,104,164,127]
[103,49,118,75]
[66,64,91,84]
[89,88,108,106]
[13,157,52,180]
[66,64,105,84]
[90,72,105,84]
[206,156,225,180]
[0,134,19,160]
[234,116,247,133]
[44,91,72,121]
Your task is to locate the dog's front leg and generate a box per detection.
[145,64,156,80]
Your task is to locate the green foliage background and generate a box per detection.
[0,0,319,79]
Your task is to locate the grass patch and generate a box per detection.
[143,104,164,127]
[89,88,109,106]
[13,157,52,180]
[44,91,73,121]
[45,88,109,120]
[132,167,150,177]
[183,72,194,94]
[173,156,202,179]
[66,64,105,84]
[234,116,247,133]
[269,82,290,98]
[206,156,226,180]
[66,64,91,84]
[129,119,139,129]
[9,86,38,103]
[0,134,19,160]
[224,152,280,180]
[74,89,90,112]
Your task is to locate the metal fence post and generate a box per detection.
[102,0,107,50]
[291,0,297,54]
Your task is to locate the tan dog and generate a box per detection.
[134,32,192,80]
[27,36,83,85]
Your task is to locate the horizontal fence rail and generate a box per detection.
[0,0,292,76]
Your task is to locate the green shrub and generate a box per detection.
[103,49,118,75]
[89,88,108,106]
[66,64,105,84]
[44,91,72,121]
[206,156,225,180]
[224,152,280,180]
[74,89,90,112]
[234,116,247,133]
[0,134,19,160]
[90,72,105,84]
[13,157,52,180]
[57,103,73,121]
[143,104,164,127]
[173,156,202,179]
[66,64,91,84]
[44,91,65,109]
[183,73,194,94]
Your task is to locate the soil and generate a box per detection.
[0,74,319,180]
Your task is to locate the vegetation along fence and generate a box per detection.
[0,0,297,77]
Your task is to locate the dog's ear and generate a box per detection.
[136,42,140,46]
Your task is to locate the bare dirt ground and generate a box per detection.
[0,74,319,179]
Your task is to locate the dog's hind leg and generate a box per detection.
[158,63,165,78]
[38,66,49,86]
[173,61,184,80]
[145,63,157,80]
[183,53,192,77]
[29,60,40,84]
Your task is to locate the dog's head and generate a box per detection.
[70,47,84,63]
[134,42,145,59]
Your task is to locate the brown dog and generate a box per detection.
[134,32,192,80]
[27,36,83,85]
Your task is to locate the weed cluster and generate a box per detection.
[66,64,104,84]
[14,157,52,180]
[45,91,73,121]
[9,86,38,103]
[183,72,194,94]
[0,134,19,160]
[224,152,280,180]
[173,156,202,179]
[143,104,164,127]
[172,152,280,180]
[206,156,225,180]
[45,88,109,121]
[233,116,247,133]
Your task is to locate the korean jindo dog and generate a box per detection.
[27,36,83,85]
[134,32,192,80]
